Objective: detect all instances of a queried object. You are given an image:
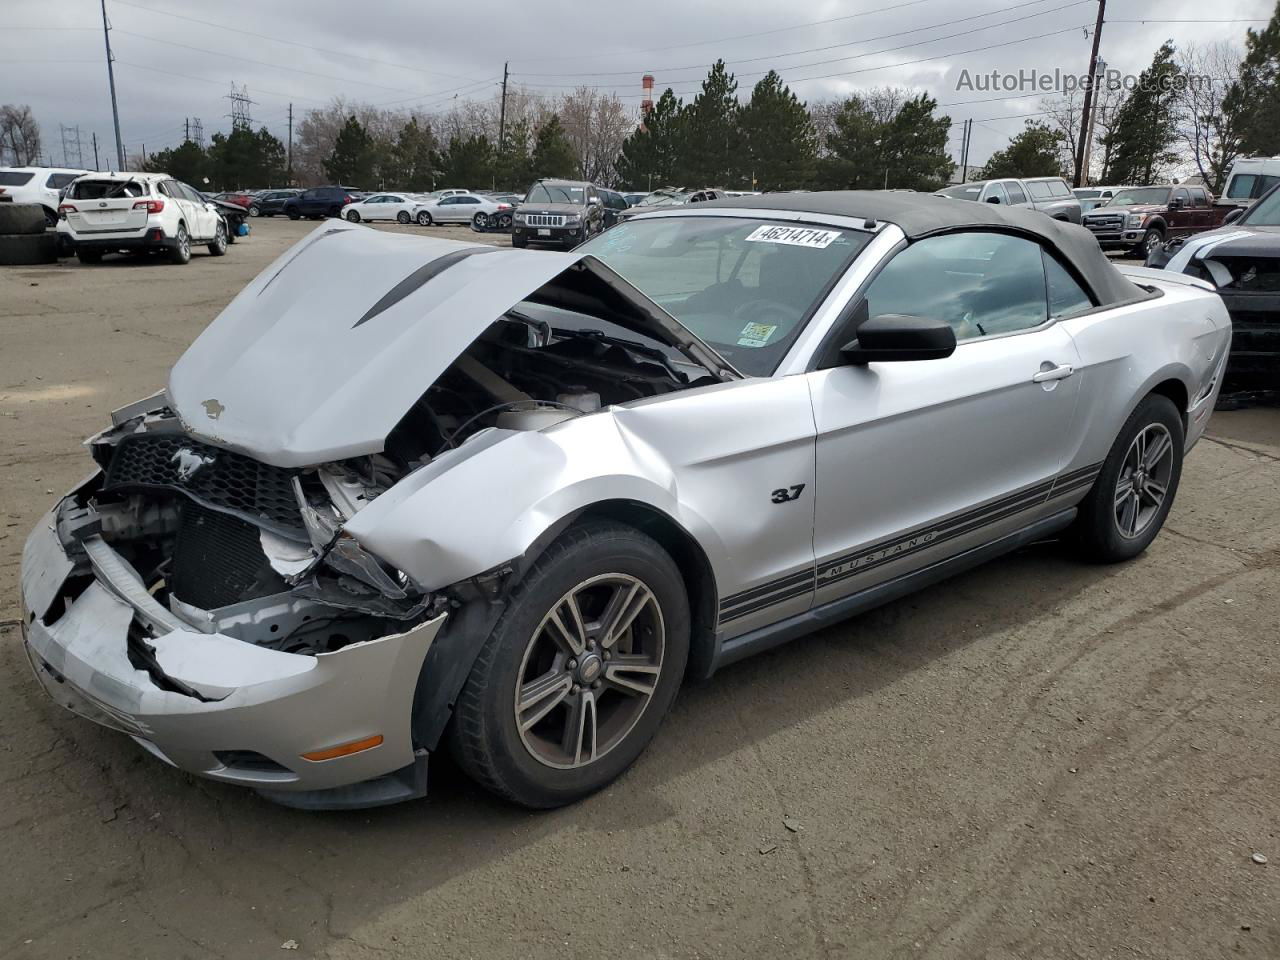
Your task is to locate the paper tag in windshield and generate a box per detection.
[737,322,777,347]
[745,225,842,248]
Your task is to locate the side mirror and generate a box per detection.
[985,195,1002,204]
[841,313,957,364]
[1169,197,1184,210]
[1223,207,1244,224]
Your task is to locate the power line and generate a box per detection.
[511,0,953,64]
[108,0,486,85]
[515,0,1089,79]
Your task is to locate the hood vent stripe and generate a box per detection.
[352,247,498,328]
[258,226,352,296]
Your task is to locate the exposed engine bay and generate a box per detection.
[47,296,715,673]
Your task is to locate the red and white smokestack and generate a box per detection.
[641,74,654,116]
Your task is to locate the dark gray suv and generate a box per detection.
[511,179,605,249]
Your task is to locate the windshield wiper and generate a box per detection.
[555,327,692,383]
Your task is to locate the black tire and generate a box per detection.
[396,210,411,224]
[1135,227,1164,259]
[169,224,191,264]
[450,521,690,808]
[0,203,48,235]
[0,232,59,265]
[472,212,489,231]
[345,209,361,222]
[416,211,432,226]
[207,219,227,256]
[1073,393,1184,563]
[247,205,261,217]
[286,208,301,220]
[75,246,103,264]
[328,206,341,218]
[511,233,528,248]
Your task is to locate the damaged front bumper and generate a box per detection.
[20,492,448,809]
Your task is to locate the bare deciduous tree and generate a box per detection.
[0,104,42,165]
[558,86,633,184]
[1174,41,1245,194]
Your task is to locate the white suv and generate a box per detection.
[57,171,227,265]
[0,166,91,226]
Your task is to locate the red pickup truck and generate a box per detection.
[1080,184,1241,259]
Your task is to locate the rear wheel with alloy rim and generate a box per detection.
[450,521,689,807]
[396,210,411,224]
[248,205,260,217]
[1073,393,1183,562]
[170,224,191,264]
[416,211,432,226]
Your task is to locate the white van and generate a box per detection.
[1221,156,1280,206]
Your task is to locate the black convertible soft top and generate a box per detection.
[705,190,1146,307]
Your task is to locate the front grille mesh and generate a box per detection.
[170,501,286,609]
[104,433,303,536]
[524,214,566,227]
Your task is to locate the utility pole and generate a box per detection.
[1079,57,1106,188]
[92,132,100,170]
[498,62,510,150]
[1074,0,1107,187]
[287,102,294,183]
[141,144,146,165]
[185,117,190,142]
[99,0,125,171]
[960,118,972,183]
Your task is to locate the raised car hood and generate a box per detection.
[168,224,733,468]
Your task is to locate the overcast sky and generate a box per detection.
[2,0,1274,171]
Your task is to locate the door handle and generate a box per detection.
[1032,363,1075,383]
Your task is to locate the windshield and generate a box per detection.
[579,216,869,375]
[526,183,585,204]
[1074,189,1101,198]
[937,184,983,200]
[1241,185,1280,225]
[1105,187,1171,206]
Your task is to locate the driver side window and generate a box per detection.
[863,232,1050,341]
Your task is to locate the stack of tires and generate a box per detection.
[0,204,59,265]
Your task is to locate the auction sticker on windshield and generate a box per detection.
[745,225,842,248]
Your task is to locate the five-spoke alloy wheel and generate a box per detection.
[515,573,665,769]
[1074,393,1184,562]
[450,521,689,808]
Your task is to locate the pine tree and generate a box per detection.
[494,118,535,191]
[431,134,494,188]
[820,92,952,190]
[389,117,437,190]
[1100,42,1182,184]
[143,140,209,186]
[676,60,740,186]
[323,115,376,186]
[738,71,817,190]
[1226,1,1280,154]
[531,115,578,179]
[614,89,684,190]
[980,121,1066,179]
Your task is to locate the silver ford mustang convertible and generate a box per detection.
[21,193,1230,809]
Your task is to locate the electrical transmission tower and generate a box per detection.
[225,84,255,130]
[60,125,85,168]
[192,117,205,148]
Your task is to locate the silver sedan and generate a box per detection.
[20,193,1230,810]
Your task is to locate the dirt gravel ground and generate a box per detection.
[1,218,1277,960]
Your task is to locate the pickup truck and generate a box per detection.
[1080,184,1240,258]
[935,176,1082,223]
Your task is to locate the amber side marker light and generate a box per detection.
[301,734,384,762]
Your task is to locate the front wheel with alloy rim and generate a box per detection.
[169,224,191,264]
[472,212,490,230]
[247,205,260,217]
[207,220,227,256]
[1073,393,1184,562]
[1137,227,1164,259]
[345,209,361,222]
[450,521,689,807]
